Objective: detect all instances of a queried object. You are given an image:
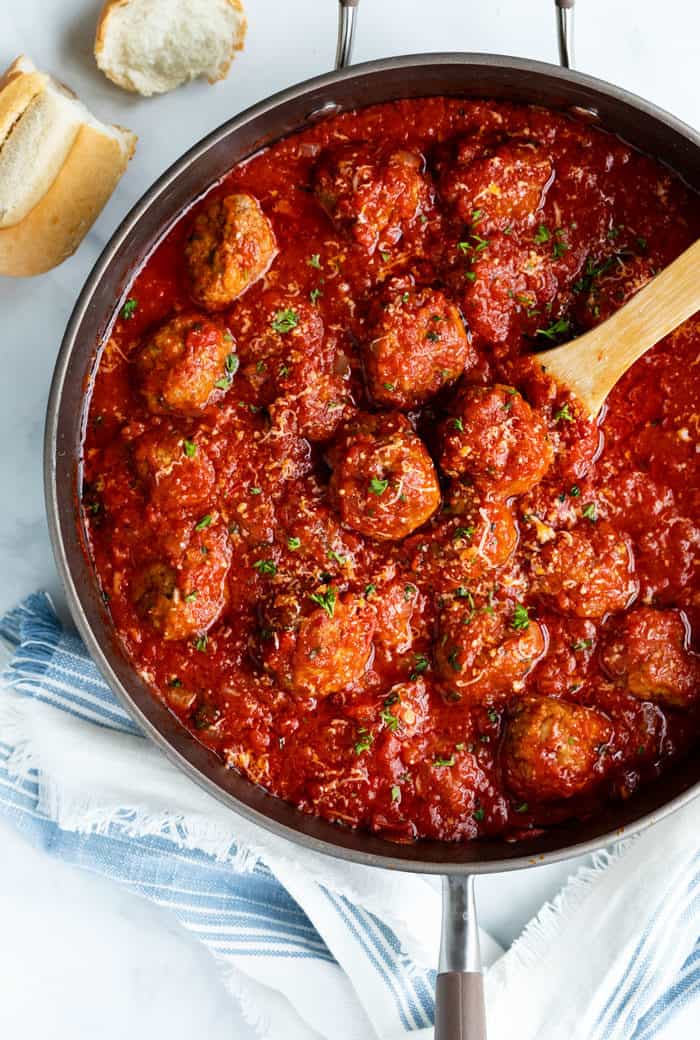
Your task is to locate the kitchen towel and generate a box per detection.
[1,592,699,1040]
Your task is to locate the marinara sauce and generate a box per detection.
[82,99,700,843]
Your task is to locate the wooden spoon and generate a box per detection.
[539,238,700,416]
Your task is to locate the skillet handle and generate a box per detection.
[435,875,487,1040]
[554,0,576,69]
[336,0,360,70]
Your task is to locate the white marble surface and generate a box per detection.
[0,1,698,1036]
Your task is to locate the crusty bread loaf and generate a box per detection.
[0,56,136,277]
[94,0,247,97]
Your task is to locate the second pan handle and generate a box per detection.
[335,0,577,71]
[435,875,487,1040]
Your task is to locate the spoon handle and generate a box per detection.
[540,237,700,416]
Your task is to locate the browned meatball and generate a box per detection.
[262,588,376,697]
[378,679,430,738]
[372,578,423,658]
[329,413,440,541]
[133,520,232,641]
[534,616,598,697]
[504,697,612,801]
[136,313,237,416]
[185,193,278,310]
[572,253,654,330]
[364,283,474,408]
[439,384,553,497]
[314,143,432,254]
[133,430,215,515]
[600,607,700,708]
[440,140,553,234]
[435,596,545,702]
[533,523,637,618]
[403,488,518,591]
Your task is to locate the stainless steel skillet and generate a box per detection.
[44,3,700,1036]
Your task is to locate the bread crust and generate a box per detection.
[94,0,247,94]
[0,55,137,277]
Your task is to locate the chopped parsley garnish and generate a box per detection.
[450,417,464,432]
[307,254,322,269]
[582,502,597,521]
[554,403,574,423]
[195,514,212,531]
[195,634,208,653]
[168,677,182,687]
[426,330,440,342]
[380,707,400,732]
[401,291,410,303]
[287,536,301,550]
[453,525,475,542]
[327,548,347,566]
[120,298,138,320]
[536,318,570,341]
[214,353,239,390]
[354,729,373,754]
[465,271,476,283]
[515,802,529,813]
[249,486,262,495]
[534,225,551,244]
[309,587,336,618]
[411,654,430,677]
[383,382,395,391]
[487,709,499,723]
[447,649,462,672]
[369,477,389,495]
[455,587,474,608]
[607,225,622,240]
[570,484,581,497]
[183,439,197,458]
[184,591,198,603]
[471,208,483,225]
[364,583,377,598]
[473,807,485,821]
[636,236,647,251]
[391,785,401,803]
[552,229,569,258]
[571,639,593,652]
[271,308,299,334]
[310,287,323,304]
[404,584,417,601]
[433,755,456,768]
[510,603,530,630]
[253,559,277,575]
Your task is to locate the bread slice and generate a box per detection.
[94,0,247,97]
[0,55,136,277]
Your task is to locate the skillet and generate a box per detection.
[44,2,700,1035]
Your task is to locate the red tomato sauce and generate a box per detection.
[82,98,700,843]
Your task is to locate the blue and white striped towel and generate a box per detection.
[1,592,699,1040]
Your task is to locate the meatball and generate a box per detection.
[600,607,700,708]
[504,697,612,801]
[184,193,278,310]
[314,143,432,254]
[364,283,474,408]
[262,588,376,697]
[533,523,637,618]
[378,679,430,738]
[133,521,232,641]
[440,140,553,234]
[329,413,440,541]
[372,578,422,658]
[403,489,518,591]
[572,253,654,330]
[435,596,545,702]
[439,384,553,497]
[133,430,215,516]
[136,313,237,417]
[534,616,597,698]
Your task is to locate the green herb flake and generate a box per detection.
[455,587,474,609]
[487,709,499,723]
[534,225,551,244]
[381,251,391,263]
[515,802,529,813]
[249,486,262,495]
[571,639,593,652]
[447,648,462,673]
[307,254,322,269]
[510,603,530,631]
[195,634,208,653]
[465,270,476,283]
[433,755,456,768]
[554,403,574,423]
[287,536,301,551]
[473,807,485,821]
[404,584,417,602]
[471,208,483,225]
[536,317,570,341]
[391,785,401,803]
[410,654,430,678]
[570,484,581,497]
[327,548,347,566]
[364,583,377,598]
[310,288,323,304]
[582,502,597,521]
[309,587,336,618]
[383,382,395,391]
[380,708,400,732]
[120,298,138,320]
[354,729,373,755]
[369,477,389,496]
[450,417,464,432]
[184,591,198,603]
[195,514,213,531]
[253,559,277,576]
[183,439,197,458]
[453,525,475,542]
[271,309,299,334]
[425,330,440,342]
[168,677,182,687]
